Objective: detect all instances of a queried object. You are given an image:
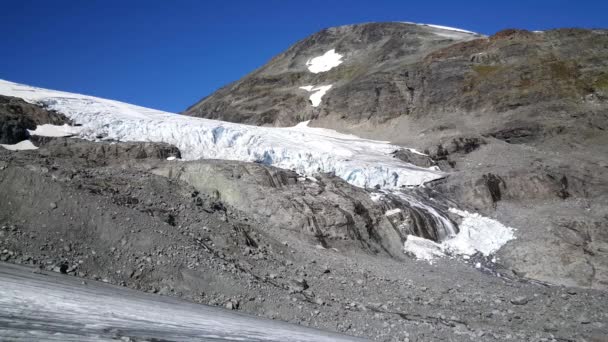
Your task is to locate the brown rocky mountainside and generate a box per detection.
[185,23,608,290]
[185,23,608,134]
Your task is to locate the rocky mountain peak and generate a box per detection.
[184,22,482,126]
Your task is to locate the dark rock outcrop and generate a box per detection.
[0,95,71,144]
[391,149,436,168]
[153,160,430,257]
[37,138,181,164]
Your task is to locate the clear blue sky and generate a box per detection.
[1,0,606,112]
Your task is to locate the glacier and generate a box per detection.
[0,79,516,260]
[0,79,444,189]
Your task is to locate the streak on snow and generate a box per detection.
[419,23,478,34]
[305,49,343,73]
[0,79,444,189]
[397,22,481,39]
[299,85,332,107]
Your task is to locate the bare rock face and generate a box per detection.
[0,95,71,144]
[184,22,483,125]
[154,160,407,257]
[391,149,436,168]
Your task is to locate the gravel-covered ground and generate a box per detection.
[1,139,607,341]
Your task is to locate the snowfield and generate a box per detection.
[0,79,443,189]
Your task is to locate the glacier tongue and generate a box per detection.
[0,79,444,189]
[0,79,516,262]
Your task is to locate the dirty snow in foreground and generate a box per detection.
[0,263,363,342]
[403,208,516,260]
[299,85,332,107]
[305,49,343,73]
[0,140,38,151]
[0,79,444,189]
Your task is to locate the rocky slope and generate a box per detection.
[185,22,608,290]
[2,137,607,341]
[1,93,607,341]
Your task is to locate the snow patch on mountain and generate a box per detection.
[305,49,343,73]
[0,79,444,189]
[299,85,332,107]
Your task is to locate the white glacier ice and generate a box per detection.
[0,79,444,189]
[443,208,516,256]
[403,208,516,260]
[0,78,515,260]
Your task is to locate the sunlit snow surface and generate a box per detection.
[305,49,343,73]
[0,79,443,188]
[28,123,81,137]
[299,85,332,107]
